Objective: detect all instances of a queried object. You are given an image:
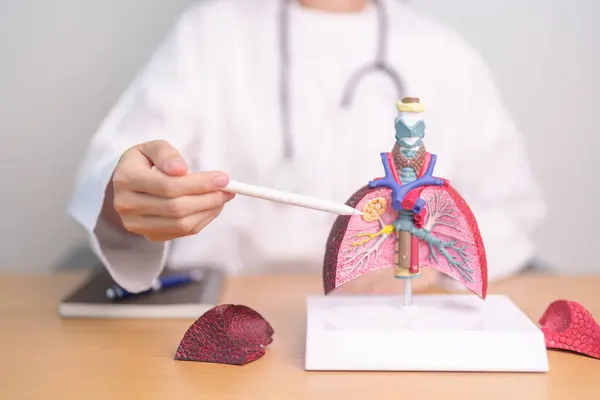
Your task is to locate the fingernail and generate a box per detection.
[165,157,187,171]
[212,173,229,187]
[224,192,236,201]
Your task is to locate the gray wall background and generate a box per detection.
[0,0,597,273]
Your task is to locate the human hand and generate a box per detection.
[110,139,235,242]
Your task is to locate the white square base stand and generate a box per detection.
[305,294,549,372]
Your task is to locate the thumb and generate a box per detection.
[136,140,188,177]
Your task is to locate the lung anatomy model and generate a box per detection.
[308,97,544,372]
[323,97,487,303]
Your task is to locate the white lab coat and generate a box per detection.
[68,0,546,293]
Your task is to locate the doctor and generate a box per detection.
[68,0,545,294]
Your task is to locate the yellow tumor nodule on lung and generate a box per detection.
[362,197,388,222]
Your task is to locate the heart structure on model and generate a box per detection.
[175,304,274,365]
[539,300,600,359]
[323,97,488,297]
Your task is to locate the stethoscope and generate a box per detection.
[278,0,405,161]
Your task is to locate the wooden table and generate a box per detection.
[0,272,599,399]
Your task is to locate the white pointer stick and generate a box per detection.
[223,180,363,216]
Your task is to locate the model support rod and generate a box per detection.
[403,279,412,307]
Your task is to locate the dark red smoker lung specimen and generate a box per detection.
[175,304,274,365]
[539,300,600,359]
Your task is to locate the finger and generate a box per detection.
[138,170,230,198]
[114,190,235,218]
[113,167,231,198]
[144,232,183,242]
[121,206,224,238]
[136,140,188,176]
[144,211,222,242]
